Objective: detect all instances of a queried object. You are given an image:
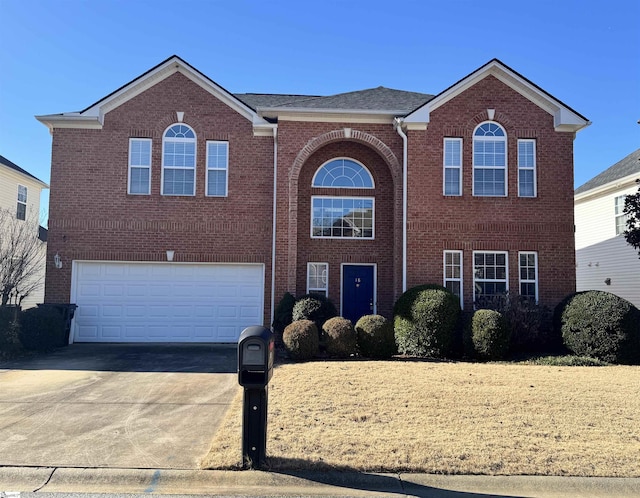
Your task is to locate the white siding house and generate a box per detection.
[575,149,640,307]
[0,155,49,309]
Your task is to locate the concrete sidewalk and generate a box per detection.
[1,466,639,497]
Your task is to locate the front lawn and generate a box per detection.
[202,359,640,477]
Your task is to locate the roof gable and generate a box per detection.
[0,154,48,188]
[36,56,274,135]
[404,59,590,133]
[575,149,640,195]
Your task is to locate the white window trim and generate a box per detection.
[311,157,375,189]
[17,184,27,220]
[128,138,152,195]
[161,124,197,196]
[472,122,508,197]
[518,251,539,303]
[443,250,464,309]
[517,139,537,198]
[307,262,329,296]
[443,138,463,196]
[473,250,509,304]
[310,195,375,240]
[615,195,628,236]
[206,140,229,197]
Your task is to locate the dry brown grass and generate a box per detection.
[201,360,640,477]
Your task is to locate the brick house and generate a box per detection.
[36,56,589,343]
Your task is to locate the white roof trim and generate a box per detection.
[0,163,49,189]
[259,108,398,124]
[575,172,640,202]
[404,60,590,133]
[35,56,272,134]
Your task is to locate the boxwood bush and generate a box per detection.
[393,284,461,358]
[557,290,640,364]
[292,294,338,336]
[323,317,357,358]
[355,314,396,359]
[272,292,296,342]
[19,306,67,351]
[471,309,510,360]
[282,319,319,361]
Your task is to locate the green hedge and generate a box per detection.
[282,320,319,361]
[323,317,357,358]
[471,309,510,360]
[355,314,396,359]
[19,306,67,351]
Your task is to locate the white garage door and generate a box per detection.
[71,262,264,343]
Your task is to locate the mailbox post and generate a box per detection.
[238,326,274,469]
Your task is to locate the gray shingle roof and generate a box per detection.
[0,154,47,185]
[236,87,434,114]
[575,149,640,194]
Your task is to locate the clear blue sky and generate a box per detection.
[1,0,638,223]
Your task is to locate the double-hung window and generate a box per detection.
[128,138,152,195]
[443,250,463,308]
[519,252,538,302]
[473,251,508,304]
[615,195,628,236]
[162,124,196,196]
[206,141,229,196]
[307,262,328,297]
[311,158,375,239]
[518,139,536,197]
[443,138,462,196]
[16,185,27,220]
[473,122,507,196]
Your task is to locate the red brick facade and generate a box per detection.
[42,58,584,332]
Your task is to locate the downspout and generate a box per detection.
[270,126,278,327]
[394,117,408,292]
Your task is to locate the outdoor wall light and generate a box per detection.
[54,253,63,269]
[166,250,175,262]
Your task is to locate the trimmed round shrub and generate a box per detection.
[393,284,461,358]
[323,317,357,357]
[272,292,296,342]
[282,319,319,361]
[292,294,338,333]
[355,314,396,359]
[471,309,510,360]
[19,306,67,351]
[558,290,640,364]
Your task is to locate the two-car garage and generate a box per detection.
[70,262,264,343]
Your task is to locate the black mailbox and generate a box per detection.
[238,326,274,388]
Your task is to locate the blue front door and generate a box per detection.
[342,265,374,324]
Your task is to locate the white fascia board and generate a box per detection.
[253,122,278,137]
[0,163,49,189]
[36,56,272,133]
[575,173,640,203]
[259,107,400,124]
[404,61,590,133]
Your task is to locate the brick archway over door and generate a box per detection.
[287,128,403,297]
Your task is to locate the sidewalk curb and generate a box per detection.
[2,466,639,497]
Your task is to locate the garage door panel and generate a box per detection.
[72,262,264,343]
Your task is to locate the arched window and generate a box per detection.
[312,158,374,188]
[311,158,374,239]
[473,122,507,196]
[162,124,196,196]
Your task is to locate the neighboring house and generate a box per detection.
[575,149,640,307]
[36,56,589,343]
[0,154,49,309]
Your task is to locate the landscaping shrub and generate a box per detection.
[0,307,22,358]
[471,309,510,360]
[272,292,296,343]
[323,317,357,358]
[558,290,640,364]
[18,306,67,351]
[355,314,396,359]
[292,294,338,333]
[393,284,461,358]
[282,320,319,361]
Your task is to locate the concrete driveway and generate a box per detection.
[0,344,240,469]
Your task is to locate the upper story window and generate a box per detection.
[16,185,27,220]
[312,158,374,188]
[518,139,536,197]
[128,138,152,195]
[162,124,196,196]
[443,138,462,196]
[473,122,507,196]
[206,141,229,197]
[615,195,629,236]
